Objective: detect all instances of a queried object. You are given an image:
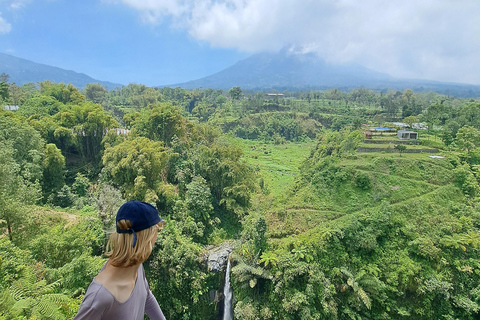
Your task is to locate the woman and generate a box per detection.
[73,200,166,319]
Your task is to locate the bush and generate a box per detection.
[354,171,372,190]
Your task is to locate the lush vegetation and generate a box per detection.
[1,76,480,319]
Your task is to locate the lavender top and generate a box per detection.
[73,263,166,320]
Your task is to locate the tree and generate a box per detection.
[20,96,63,117]
[42,143,65,200]
[39,81,85,105]
[228,86,243,100]
[84,83,108,105]
[394,144,407,156]
[53,102,118,168]
[0,116,45,182]
[381,91,401,120]
[0,73,9,101]
[146,221,211,319]
[96,184,124,230]
[337,268,386,316]
[454,126,480,153]
[185,175,213,223]
[7,83,23,106]
[134,103,190,146]
[0,142,40,241]
[198,141,256,217]
[102,137,170,201]
[259,251,278,268]
[403,115,418,128]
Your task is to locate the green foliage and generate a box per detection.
[354,171,371,190]
[102,136,170,201]
[0,141,41,241]
[0,115,45,182]
[72,172,90,198]
[20,95,63,117]
[146,220,212,320]
[52,102,118,169]
[228,86,243,100]
[2,265,74,320]
[394,144,407,156]
[43,143,65,200]
[453,164,479,197]
[4,82,480,320]
[28,218,103,268]
[259,251,278,267]
[228,112,322,142]
[133,103,190,146]
[185,176,213,222]
[39,81,85,105]
[46,252,105,293]
[0,237,36,286]
[454,126,480,153]
[84,83,108,105]
[197,139,256,219]
[95,183,124,230]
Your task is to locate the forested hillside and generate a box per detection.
[1,78,480,319]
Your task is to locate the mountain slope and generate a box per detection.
[0,53,122,89]
[170,50,480,97]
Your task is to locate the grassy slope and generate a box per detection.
[235,136,461,245]
[235,138,316,202]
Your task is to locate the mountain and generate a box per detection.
[0,53,122,89]
[170,49,480,97]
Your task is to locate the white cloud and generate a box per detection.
[0,0,33,34]
[7,0,31,10]
[112,0,480,84]
[0,13,12,33]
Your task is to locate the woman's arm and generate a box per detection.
[145,288,166,320]
[73,305,104,320]
[141,264,166,320]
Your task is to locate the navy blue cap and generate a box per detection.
[116,200,164,247]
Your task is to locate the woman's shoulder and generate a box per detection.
[81,280,116,309]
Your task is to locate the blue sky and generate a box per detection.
[1,0,480,86]
[0,0,249,86]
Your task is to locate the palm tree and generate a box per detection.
[259,251,279,268]
[338,268,386,316]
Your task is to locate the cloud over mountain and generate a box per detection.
[109,0,480,85]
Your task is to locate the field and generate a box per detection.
[233,132,454,241]
[235,138,316,200]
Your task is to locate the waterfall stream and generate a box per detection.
[223,258,233,320]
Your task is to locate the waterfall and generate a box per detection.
[223,258,233,320]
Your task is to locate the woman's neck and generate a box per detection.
[103,260,140,280]
[94,260,141,302]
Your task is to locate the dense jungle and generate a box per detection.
[1,77,480,320]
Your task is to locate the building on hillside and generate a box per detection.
[398,130,418,140]
[111,128,130,135]
[411,123,428,130]
[265,93,284,99]
[392,122,428,130]
[3,105,19,111]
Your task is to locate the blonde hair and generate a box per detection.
[105,219,164,267]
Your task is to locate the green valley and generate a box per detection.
[1,79,480,320]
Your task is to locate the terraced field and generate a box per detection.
[236,134,455,240]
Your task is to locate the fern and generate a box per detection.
[7,266,72,319]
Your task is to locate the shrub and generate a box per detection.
[354,171,372,190]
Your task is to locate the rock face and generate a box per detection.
[205,241,233,272]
